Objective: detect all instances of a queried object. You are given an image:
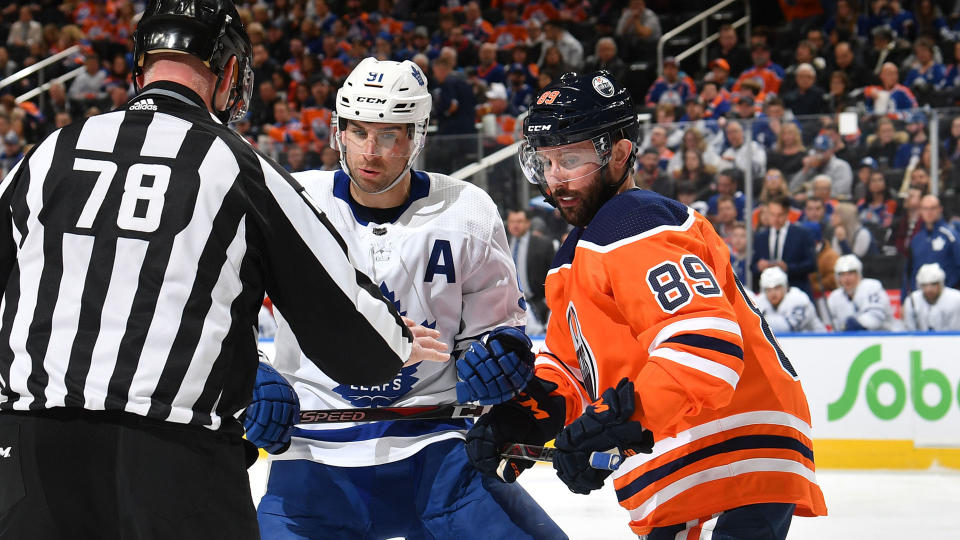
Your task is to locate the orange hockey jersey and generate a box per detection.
[534,190,827,535]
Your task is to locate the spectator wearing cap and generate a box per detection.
[858,167,898,229]
[645,56,696,107]
[707,58,735,90]
[477,43,506,85]
[477,82,519,146]
[864,63,919,117]
[0,131,22,177]
[902,263,960,331]
[540,20,583,70]
[491,2,529,50]
[790,134,853,199]
[732,43,784,97]
[828,42,870,92]
[635,148,674,198]
[783,63,826,116]
[700,79,732,119]
[583,38,626,84]
[719,120,767,179]
[903,37,946,91]
[707,24,751,77]
[907,195,960,293]
[894,111,929,169]
[505,64,535,116]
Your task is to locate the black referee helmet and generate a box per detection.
[133,0,254,123]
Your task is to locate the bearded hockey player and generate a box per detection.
[462,71,826,538]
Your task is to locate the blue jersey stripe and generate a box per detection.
[291,418,471,443]
[614,434,814,503]
[663,334,744,361]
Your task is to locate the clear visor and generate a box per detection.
[228,62,254,123]
[336,122,416,158]
[519,135,611,187]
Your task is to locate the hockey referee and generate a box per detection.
[0,1,446,538]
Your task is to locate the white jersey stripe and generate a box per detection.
[84,237,149,410]
[140,112,192,158]
[76,111,124,152]
[6,132,59,409]
[167,217,247,425]
[649,317,742,354]
[650,347,740,389]
[125,137,238,416]
[627,458,818,522]
[612,410,813,479]
[42,233,95,407]
[577,206,695,254]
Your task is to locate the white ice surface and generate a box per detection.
[249,461,960,539]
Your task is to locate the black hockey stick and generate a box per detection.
[298,404,491,424]
[500,443,624,471]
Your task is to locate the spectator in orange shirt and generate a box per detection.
[491,3,528,50]
[463,1,494,44]
[733,43,785,96]
[267,101,311,152]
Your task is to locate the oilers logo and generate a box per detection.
[592,75,615,98]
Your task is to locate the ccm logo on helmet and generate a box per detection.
[528,125,552,132]
[356,96,388,104]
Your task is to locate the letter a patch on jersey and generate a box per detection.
[424,239,456,283]
[566,301,599,401]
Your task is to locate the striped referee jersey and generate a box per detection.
[0,81,412,432]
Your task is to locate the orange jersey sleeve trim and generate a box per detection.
[535,349,589,424]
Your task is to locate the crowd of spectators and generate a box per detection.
[2,0,960,331]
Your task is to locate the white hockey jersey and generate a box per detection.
[270,170,525,466]
[901,287,960,331]
[826,278,901,331]
[756,287,827,334]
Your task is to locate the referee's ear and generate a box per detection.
[214,56,239,113]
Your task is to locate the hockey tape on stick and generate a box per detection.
[297,404,490,424]
[500,443,623,470]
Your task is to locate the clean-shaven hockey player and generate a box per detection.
[902,263,960,331]
[757,267,827,333]
[246,58,564,539]
[827,254,901,331]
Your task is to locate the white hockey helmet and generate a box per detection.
[916,263,946,285]
[759,267,789,291]
[333,57,432,194]
[834,254,863,277]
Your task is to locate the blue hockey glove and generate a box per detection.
[456,326,535,405]
[465,377,565,483]
[553,378,654,494]
[243,361,300,454]
[844,316,866,331]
